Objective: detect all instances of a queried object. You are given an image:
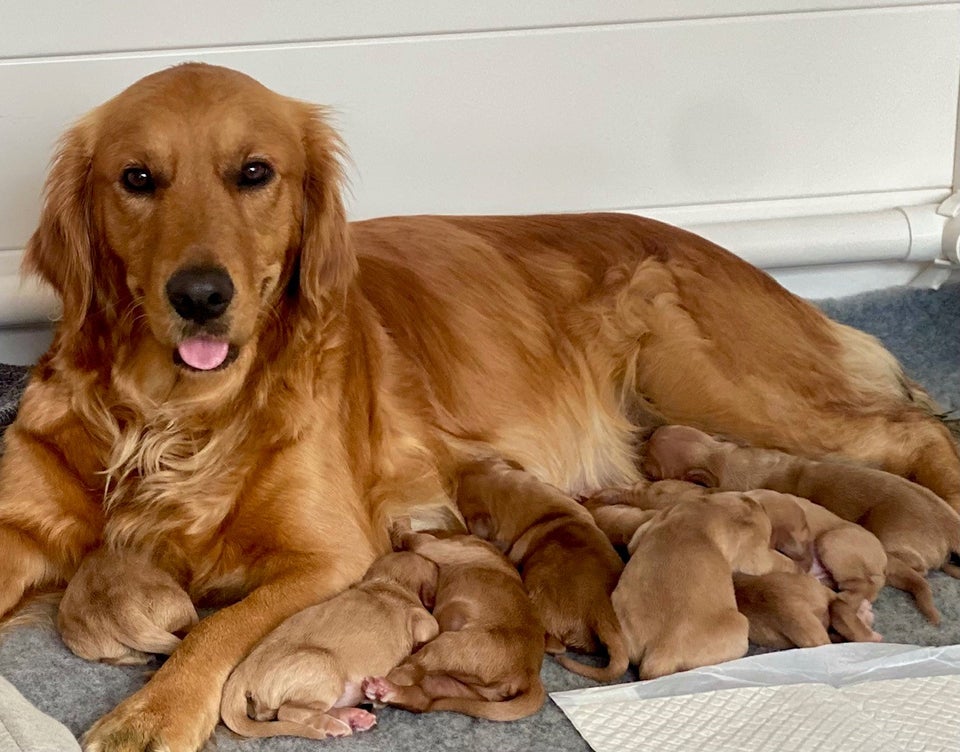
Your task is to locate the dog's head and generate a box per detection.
[25,63,353,379]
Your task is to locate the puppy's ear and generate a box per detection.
[683,468,718,487]
[297,105,357,318]
[23,120,95,334]
[409,610,440,649]
[417,560,439,610]
[466,512,495,541]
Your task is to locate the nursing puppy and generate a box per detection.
[744,490,890,608]
[644,425,958,621]
[613,493,796,680]
[220,552,439,740]
[456,459,628,682]
[733,572,882,649]
[363,529,545,720]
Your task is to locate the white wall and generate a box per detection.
[1,2,959,363]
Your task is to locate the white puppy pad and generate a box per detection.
[551,644,960,752]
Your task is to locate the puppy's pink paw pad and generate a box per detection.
[856,599,876,627]
[362,676,395,703]
[328,706,377,732]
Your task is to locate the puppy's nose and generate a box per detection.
[165,266,234,323]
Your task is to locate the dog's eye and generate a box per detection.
[238,161,273,189]
[121,167,155,194]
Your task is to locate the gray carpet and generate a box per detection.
[0,282,958,751]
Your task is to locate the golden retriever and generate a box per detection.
[0,62,957,751]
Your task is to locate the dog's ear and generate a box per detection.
[682,468,718,487]
[415,558,439,611]
[23,120,96,334]
[465,512,495,541]
[297,105,357,318]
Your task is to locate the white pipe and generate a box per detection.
[687,204,946,269]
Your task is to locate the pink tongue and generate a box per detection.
[178,338,229,370]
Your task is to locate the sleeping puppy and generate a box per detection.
[363,528,545,720]
[745,490,888,609]
[613,492,797,680]
[220,552,439,740]
[733,571,882,649]
[58,548,199,666]
[643,425,958,622]
[456,459,628,682]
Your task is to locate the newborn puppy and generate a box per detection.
[220,552,439,740]
[613,492,796,680]
[733,571,882,648]
[58,548,198,666]
[364,529,545,720]
[456,459,628,681]
[644,425,959,622]
[746,490,887,606]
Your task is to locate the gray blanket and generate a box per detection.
[0,282,958,751]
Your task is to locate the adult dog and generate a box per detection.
[0,63,956,751]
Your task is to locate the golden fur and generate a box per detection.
[220,551,438,740]
[644,425,959,622]
[0,62,957,750]
[611,493,797,679]
[733,571,881,648]
[364,529,546,720]
[456,458,628,682]
[743,490,889,607]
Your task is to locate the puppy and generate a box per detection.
[363,529,545,720]
[613,492,796,680]
[745,489,887,605]
[220,552,439,740]
[733,571,882,648]
[58,548,198,666]
[644,425,959,622]
[456,459,628,682]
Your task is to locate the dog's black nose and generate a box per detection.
[165,266,234,323]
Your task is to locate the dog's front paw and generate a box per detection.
[83,687,215,752]
[83,699,169,752]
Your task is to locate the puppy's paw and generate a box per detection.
[275,706,353,737]
[328,707,377,732]
[856,599,883,641]
[578,487,632,506]
[361,676,397,705]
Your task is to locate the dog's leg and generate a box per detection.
[583,503,656,547]
[0,426,101,623]
[82,553,368,752]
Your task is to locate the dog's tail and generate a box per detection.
[428,680,546,721]
[885,554,940,625]
[828,596,882,643]
[554,609,630,683]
